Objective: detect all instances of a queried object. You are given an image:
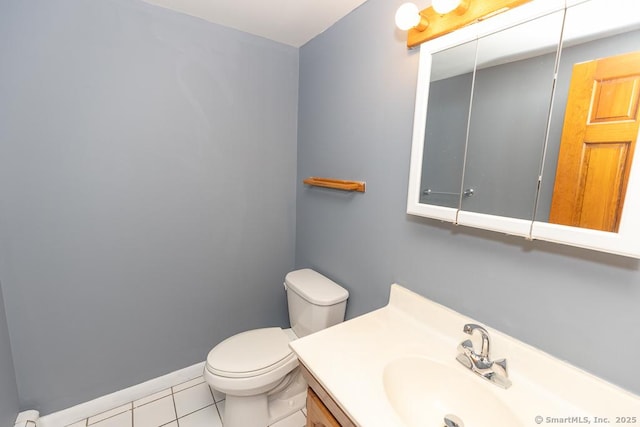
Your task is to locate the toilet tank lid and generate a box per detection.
[285,269,349,306]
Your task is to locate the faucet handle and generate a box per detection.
[493,358,508,377]
[456,339,474,369]
[488,358,512,388]
[457,339,473,353]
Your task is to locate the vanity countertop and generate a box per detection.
[289,284,640,427]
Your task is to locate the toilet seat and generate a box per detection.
[206,327,295,378]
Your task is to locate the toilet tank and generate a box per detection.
[284,269,349,338]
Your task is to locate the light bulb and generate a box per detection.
[395,3,421,31]
[432,0,461,14]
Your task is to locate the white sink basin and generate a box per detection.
[292,285,640,427]
[383,356,522,427]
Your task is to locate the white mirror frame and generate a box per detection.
[406,0,640,258]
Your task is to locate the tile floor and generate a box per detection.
[63,376,306,427]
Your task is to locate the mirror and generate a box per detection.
[530,0,640,257]
[407,0,640,257]
[459,11,564,235]
[420,40,476,209]
[535,0,640,232]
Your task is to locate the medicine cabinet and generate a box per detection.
[406,0,640,258]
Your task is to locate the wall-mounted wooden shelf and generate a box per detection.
[303,177,366,193]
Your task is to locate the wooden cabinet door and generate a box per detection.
[306,388,341,427]
[549,50,640,232]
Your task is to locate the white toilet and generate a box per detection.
[203,268,349,427]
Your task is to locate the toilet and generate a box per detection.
[203,268,349,427]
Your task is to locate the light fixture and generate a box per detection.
[395,3,429,31]
[398,0,530,48]
[432,0,464,14]
[395,1,472,33]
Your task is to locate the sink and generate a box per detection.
[383,356,522,427]
[291,285,640,427]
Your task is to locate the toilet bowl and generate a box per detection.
[203,269,349,427]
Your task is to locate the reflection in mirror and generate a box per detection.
[420,41,477,208]
[536,0,640,233]
[460,11,565,220]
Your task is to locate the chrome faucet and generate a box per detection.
[456,323,511,389]
[444,414,464,427]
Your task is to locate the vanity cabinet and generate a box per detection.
[306,388,340,427]
[300,363,356,427]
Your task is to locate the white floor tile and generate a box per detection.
[55,370,309,427]
[177,405,222,427]
[173,382,214,418]
[133,388,172,408]
[91,411,131,427]
[133,395,176,427]
[269,410,306,427]
[88,404,132,425]
[172,377,204,393]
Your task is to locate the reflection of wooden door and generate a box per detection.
[549,51,640,232]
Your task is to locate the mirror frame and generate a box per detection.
[406,0,640,258]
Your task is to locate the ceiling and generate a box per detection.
[140,0,371,47]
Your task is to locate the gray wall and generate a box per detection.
[0,0,298,414]
[296,0,640,395]
[0,280,19,427]
[0,3,23,425]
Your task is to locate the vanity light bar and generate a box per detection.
[406,0,532,48]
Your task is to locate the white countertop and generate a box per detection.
[290,284,640,427]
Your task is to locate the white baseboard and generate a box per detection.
[38,361,205,427]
